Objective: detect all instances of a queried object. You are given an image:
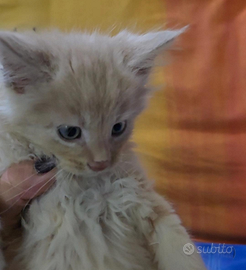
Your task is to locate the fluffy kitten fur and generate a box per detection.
[0,29,206,270]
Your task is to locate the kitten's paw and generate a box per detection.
[151,214,207,270]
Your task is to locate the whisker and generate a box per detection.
[0,170,62,215]
[21,170,63,213]
[0,172,38,197]
[116,162,137,178]
[0,196,23,215]
[67,173,74,189]
[21,170,69,237]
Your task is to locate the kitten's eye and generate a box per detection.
[57,125,81,140]
[112,121,127,137]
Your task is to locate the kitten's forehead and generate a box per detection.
[50,42,140,124]
[0,29,183,126]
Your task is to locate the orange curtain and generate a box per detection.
[144,0,246,243]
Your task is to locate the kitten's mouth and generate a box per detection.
[60,159,113,177]
[67,163,110,176]
[35,155,113,177]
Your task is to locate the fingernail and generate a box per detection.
[34,156,56,174]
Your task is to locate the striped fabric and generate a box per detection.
[137,0,246,244]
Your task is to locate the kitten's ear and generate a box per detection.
[0,32,53,94]
[117,27,187,78]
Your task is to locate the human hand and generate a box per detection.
[0,160,56,229]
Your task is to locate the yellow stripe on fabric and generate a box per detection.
[0,0,165,32]
[0,0,50,30]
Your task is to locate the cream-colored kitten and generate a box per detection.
[0,29,206,270]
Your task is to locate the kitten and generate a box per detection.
[0,29,206,270]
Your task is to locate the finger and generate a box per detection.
[0,161,56,205]
[21,168,56,200]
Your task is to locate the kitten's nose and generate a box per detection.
[87,160,109,172]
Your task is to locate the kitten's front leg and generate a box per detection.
[145,194,206,270]
[150,213,206,270]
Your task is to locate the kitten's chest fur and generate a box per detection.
[17,172,156,270]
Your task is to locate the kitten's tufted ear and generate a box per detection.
[117,27,187,79]
[0,32,53,94]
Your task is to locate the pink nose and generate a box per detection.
[87,160,109,172]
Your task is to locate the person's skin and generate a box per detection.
[0,161,56,232]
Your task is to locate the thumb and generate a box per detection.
[0,160,56,206]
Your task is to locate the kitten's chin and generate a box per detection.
[62,164,112,178]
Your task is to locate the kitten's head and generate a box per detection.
[0,29,184,176]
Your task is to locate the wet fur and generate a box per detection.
[0,29,206,270]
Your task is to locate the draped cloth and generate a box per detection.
[138,0,246,243]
